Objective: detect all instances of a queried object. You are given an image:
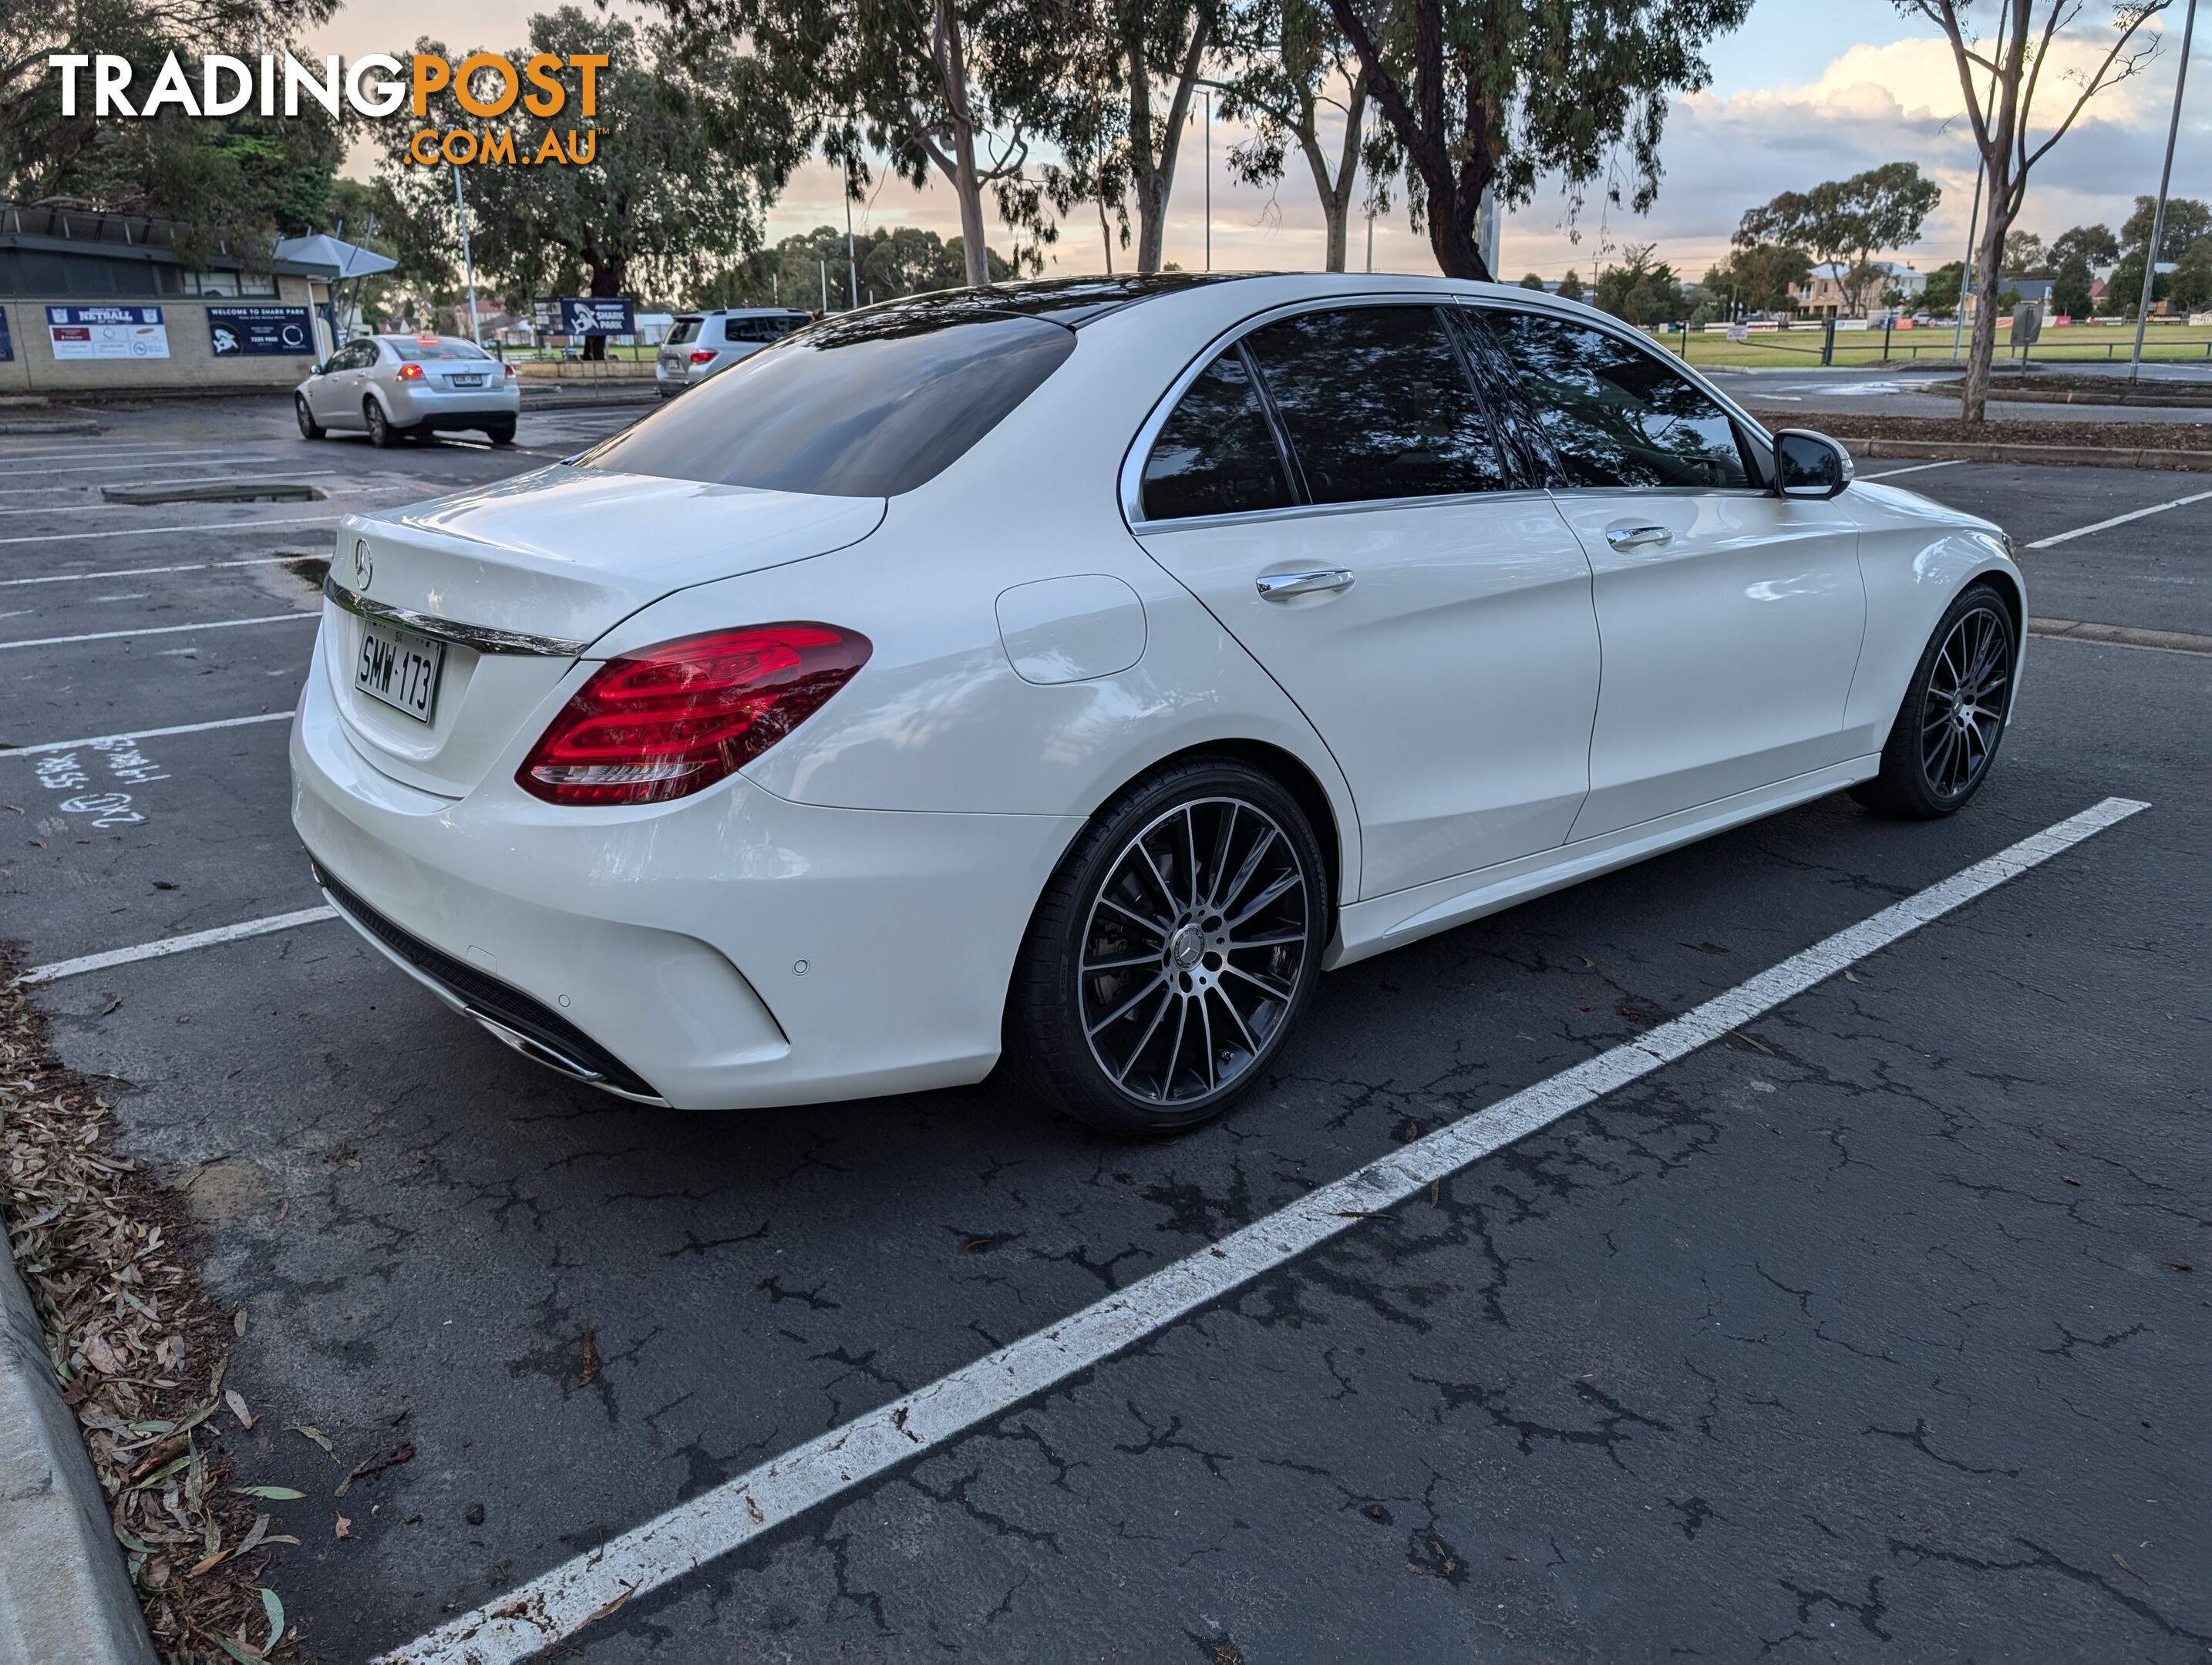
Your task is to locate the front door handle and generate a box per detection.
[1256,567,1355,600]
[1604,523,1672,551]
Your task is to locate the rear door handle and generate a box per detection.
[1604,523,1671,551]
[1256,567,1355,600]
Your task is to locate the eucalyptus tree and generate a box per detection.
[658,0,1080,286]
[1317,0,1751,281]
[1737,162,1940,315]
[2,0,343,252]
[1210,0,1385,271]
[382,10,803,355]
[1895,0,2174,419]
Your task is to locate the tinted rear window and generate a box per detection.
[390,340,489,362]
[1242,305,1509,503]
[666,318,701,345]
[577,311,1075,497]
[723,314,807,343]
[1140,348,1291,520]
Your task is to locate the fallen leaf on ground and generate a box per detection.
[577,1330,601,1389]
[582,1584,636,1625]
[286,1423,336,1459]
[226,1389,256,1431]
[334,1512,353,1541]
[335,1443,414,1498]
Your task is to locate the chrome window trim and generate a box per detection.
[322,574,590,658]
[1117,288,1506,530]
[1128,483,1560,537]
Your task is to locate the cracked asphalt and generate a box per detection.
[3,399,2205,1662]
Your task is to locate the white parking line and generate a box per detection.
[0,514,338,546]
[1,711,293,758]
[379,795,2151,1665]
[0,614,316,651]
[0,449,247,469]
[14,906,339,987]
[0,456,282,478]
[0,556,302,588]
[2026,486,2212,549]
[1859,459,1964,480]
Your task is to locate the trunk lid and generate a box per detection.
[327,467,885,798]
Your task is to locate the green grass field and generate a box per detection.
[1656,321,2212,370]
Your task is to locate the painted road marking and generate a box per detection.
[0,614,316,651]
[15,906,339,987]
[0,556,304,588]
[0,456,285,477]
[1,711,294,758]
[379,796,2151,1665]
[2026,486,2212,549]
[1859,459,1964,480]
[0,514,339,547]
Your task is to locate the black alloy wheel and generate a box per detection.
[1008,758,1327,1135]
[1853,582,2016,818]
[295,395,324,440]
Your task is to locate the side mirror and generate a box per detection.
[1773,429,1853,500]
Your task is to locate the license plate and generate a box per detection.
[449,374,486,388]
[354,618,445,724]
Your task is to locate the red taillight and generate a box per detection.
[517,624,871,806]
[689,349,716,365]
[397,362,424,380]
[503,362,516,378]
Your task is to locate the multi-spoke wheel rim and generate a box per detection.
[1079,796,1310,1108]
[1919,604,2011,799]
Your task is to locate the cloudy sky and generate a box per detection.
[308,0,2210,282]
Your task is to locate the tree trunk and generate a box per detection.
[1960,156,2012,423]
[1123,2,1210,274]
[1322,0,1491,281]
[1301,74,1365,273]
[934,0,993,287]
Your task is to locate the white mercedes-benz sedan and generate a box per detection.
[291,274,2024,1134]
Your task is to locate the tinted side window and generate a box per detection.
[1242,305,1508,504]
[1140,348,1291,521]
[578,311,1075,497]
[1482,310,1749,489]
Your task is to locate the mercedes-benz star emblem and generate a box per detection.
[352,538,372,590]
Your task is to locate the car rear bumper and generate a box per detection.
[288,640,1079,1110]
[385,383,521,425]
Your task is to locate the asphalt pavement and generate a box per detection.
[2,399,2204,1663]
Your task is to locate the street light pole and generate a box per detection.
[453,162,480,346]
[844,159,860,311]
[1203,92,1214,272]
[2130,0,2197,382]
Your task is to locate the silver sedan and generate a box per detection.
[295,335,521,447]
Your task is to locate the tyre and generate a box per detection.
[295,395,324,440]
[484,417,517,446]
[1851,582,2017,819]
[365,398,396,448]
[1006,757,1328,1136]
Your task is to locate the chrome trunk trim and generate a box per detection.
[323,574,591,658]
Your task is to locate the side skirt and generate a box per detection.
[1328,755,1881,968]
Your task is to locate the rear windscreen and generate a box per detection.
[575,310,1076,497]
[666,318,702,345]
[390,340,489,362]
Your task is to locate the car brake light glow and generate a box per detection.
[517,624,872,806]
[396,362,424,380]
[689,348,716,365]
[416,335,440,343]
[503,362,516,378]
